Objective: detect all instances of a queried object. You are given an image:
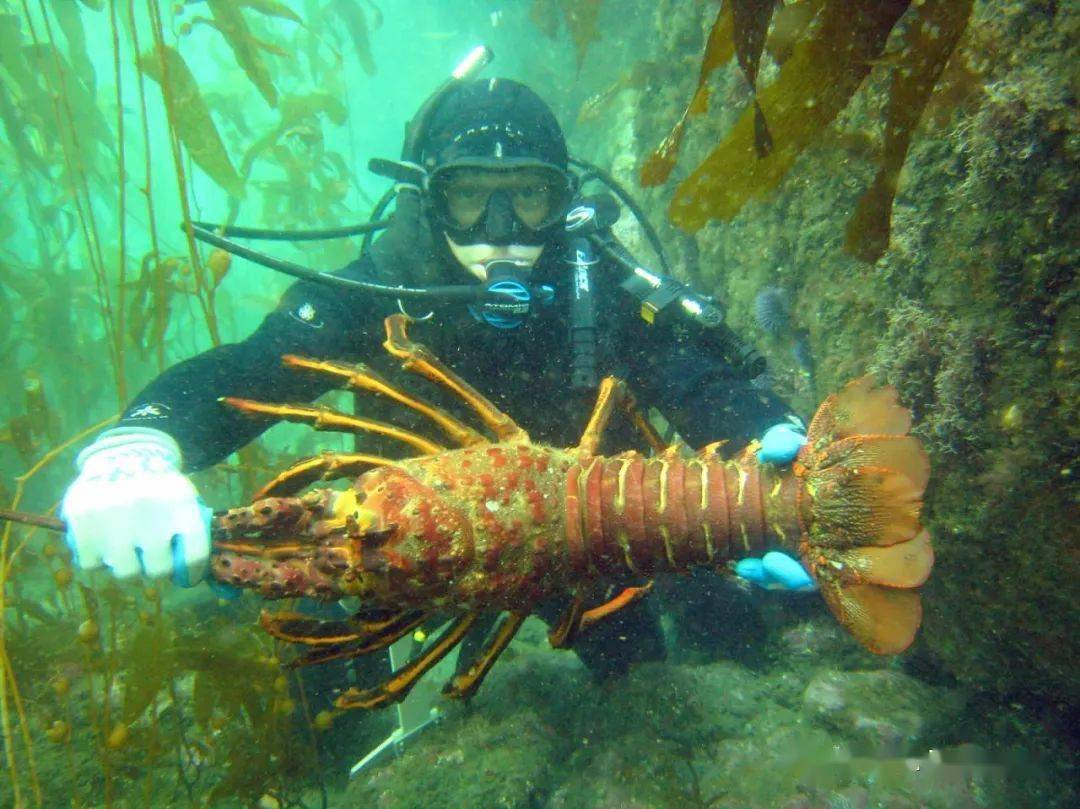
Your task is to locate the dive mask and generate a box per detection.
[427,160,575,245]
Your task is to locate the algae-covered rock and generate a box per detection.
[802,669,962,753]
[341,637,581,808]
[621,0,1079,723]
[344,703,562,808]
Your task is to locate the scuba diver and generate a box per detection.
[61,63,813,679]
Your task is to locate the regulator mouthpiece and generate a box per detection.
[470,258,553,329]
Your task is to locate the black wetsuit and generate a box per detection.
[120,209,788,677]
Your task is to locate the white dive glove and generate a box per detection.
[60,427,211,586]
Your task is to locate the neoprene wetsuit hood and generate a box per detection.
[418,78,569,172]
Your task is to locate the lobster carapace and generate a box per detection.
[212,314,933,712]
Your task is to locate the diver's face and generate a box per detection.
[429,165,572,280]
[437,169,563,232]
[445,236,544,282]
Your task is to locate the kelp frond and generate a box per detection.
[645,0,972,263]
[529,0,602,70]
[844,0,974,262]
[138,45,246,200]
[205,0,285,107]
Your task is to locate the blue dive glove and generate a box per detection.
[756,418,807,465]
[744,419,814,590]
[60,427,211,586]
[735,551,816,591]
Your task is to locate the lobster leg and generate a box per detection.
[383,314,528,443]
[275,611,429,669]
[252,451,394,499]
[220,397,445,455]
[442,612,527,701]
[335,612,481,710]
[547,596,585,649]
[628,407,669,454]
[282,355,488,448]
[547,585,654,648]
[578,377,627,456]
[578,376,667,455]
[262,607,429,647]
[579,584,654,634]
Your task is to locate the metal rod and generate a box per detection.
[0,508,65,533]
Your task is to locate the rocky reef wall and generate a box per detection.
[584,0,1077,722]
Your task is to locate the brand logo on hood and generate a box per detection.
[289,302,324,329]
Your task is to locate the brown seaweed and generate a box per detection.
[241,0,303,25]
[0,15,39,99]
[126,253,185,358]
[731,0,775,157]
[0,78,47,174]
[667,0,913,232]
[529,0,602,69]
[280,91,348,127]
[206,0,279,107]
[48,0,96,94]
[365,0,383,30]
[331,0,376,76]
[238,92,348,179]
[844,0,972,262]
[767,0,823,65]
[23,42,115,166]
[640,3,734,187]
[138,45,246,199]
[576,60,656,125]
[559,0,602,69]
[528,0,560,39]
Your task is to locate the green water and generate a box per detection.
[0,1,1076,807]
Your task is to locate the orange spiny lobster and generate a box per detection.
[207,314,934,713]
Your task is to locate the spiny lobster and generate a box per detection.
[208,314,933,712]
[0,315,933,713]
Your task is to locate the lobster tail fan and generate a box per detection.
[804,376,912,448]
[819,581,923,655]
[805,463,924,548]
[834,529,934,588]
[797,378,933,655]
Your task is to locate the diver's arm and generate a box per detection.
[119,259,385,471]
[588,228,790,447]
[627,315,791,450]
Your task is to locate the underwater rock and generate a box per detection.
[869,297,986,456]
[777,618,854,663]
[802,669,959,753]
[791,330,815,376]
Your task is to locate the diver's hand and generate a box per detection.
[60,427,211,586]
[735,551,817,592]
[756,419,807,465]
